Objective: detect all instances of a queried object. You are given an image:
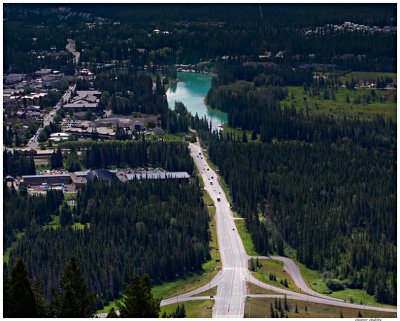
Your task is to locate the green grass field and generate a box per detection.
[72,222,90,230]
[283,86,396,120]
[63,192,77,200]
[333,71,397,84]
[96,299,120,314]
[196,286,218,297]
[247,282,280,295]
[160,299,214,318]
[244,297,396,318]
[43,215,61,230]
[234,220,260,256]
[221,124,260,142]
[250,259,300,292]
[149,133,187,142]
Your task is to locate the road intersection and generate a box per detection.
[158,140,397,317]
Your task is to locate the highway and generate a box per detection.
[188,141,248,317]
[158,138,396,317]
[97,137,397,317]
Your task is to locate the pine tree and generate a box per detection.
[295,303,298,313]
[251,130,257,141]
[60,203,73,227]
[53,256,96,317]
[280,307,285,318]
[32,278,50,317]
[107,307,119,318]
[284,278,289,288]
[250,258,256,271]
[284,294,289,311]
[270,303,275,318]
[118,274,160,317]
[340,310,344,318]
[4,258,38,317]
[358,311,362,317]
[242,131,248,143]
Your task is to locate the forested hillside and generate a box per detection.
[7,180,209,305]
[81,140,194,173]
[4,141,210,308]
[204,59,396,305]
[4,4,396,72]
[4,188,64,250]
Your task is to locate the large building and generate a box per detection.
[63,90,101,109]
[117,170,190,182]
[22,174,72,186]
[87,169,116,181]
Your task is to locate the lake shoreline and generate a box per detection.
[166,72,228,128]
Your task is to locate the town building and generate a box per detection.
[22,174,72,186]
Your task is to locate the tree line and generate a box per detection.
[206,132,396,304]
[4,187,63,252]
[5,256,160,317]
[4,150,36,177]
[5,178,210,308]
[81,140,194,173]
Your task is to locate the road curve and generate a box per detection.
[248,255,342,302]
[98,137,397,317]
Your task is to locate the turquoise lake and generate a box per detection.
[166,72,228,128]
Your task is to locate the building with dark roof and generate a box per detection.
[87,169,116,181]
[22,174,72,186]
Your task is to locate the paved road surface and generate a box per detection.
[24,85,75,150]
[188,141,248,317]
[180,139,395,316]
[98,138,397,317]
[248,255,341,301]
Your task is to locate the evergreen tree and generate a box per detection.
[53,256,96,317]
[251,130,257,141]
[32,278,50,317]
[118,274,160,318]
[250,258,256,271]
[60,203,73,227]
[4,258,38,317]
[270,303,275,318]
[284,278,289,288]
[107,307,119,318]
[51,148,63,169]
[340,310,344,318]
[358,311,362,317]
[295,303,298,313]
[242,130,248,143]
[284,294,289,311]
